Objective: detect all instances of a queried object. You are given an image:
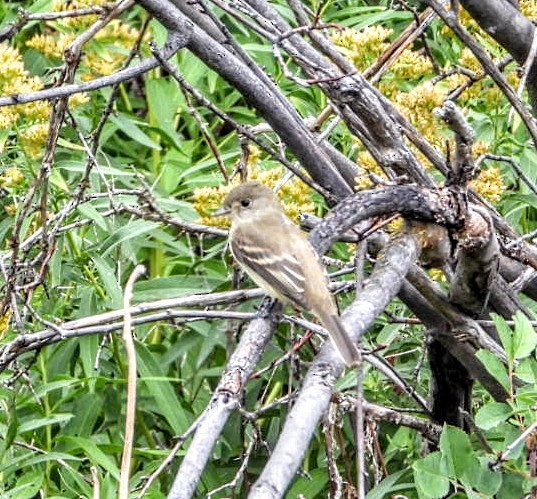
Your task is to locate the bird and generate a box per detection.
[214,181,358,366]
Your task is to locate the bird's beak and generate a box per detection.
[212,206,230,217]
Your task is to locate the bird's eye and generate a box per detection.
[241,198,252,208]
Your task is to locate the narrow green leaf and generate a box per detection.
[77,203,107,231]
[99,219,158,257]
[91,255,122,308]
[146,78,183,149]
[109,113,161,149]
[285,468,328,498]
[61,436,120,480]
[19,413,73,433]
[59,393,101,438]
[366,469,412,498]
[9,470,43,499]
[136,342,192,434]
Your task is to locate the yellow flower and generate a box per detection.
[69,92,90,107]
[391,49,433,80]
[0,108,18,130]
[470,166,504,203]
[520,0,537,19]
[472,140,489,157]
[83,50,124,77]
[0,309,11,338]
[246,145,261,166]
[0,43,26,81]
[459,48,482,73]
[26,33,76,59]
[394,81,447,134]
[0,166,25,188]
[20,123,50,159]
[4,204,17,216]
[332,26,392,71]
[354,150,385,190]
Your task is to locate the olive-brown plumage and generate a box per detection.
[217,182,358,365]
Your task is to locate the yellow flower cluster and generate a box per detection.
[470,166,504,203]
[0,309,11,337]
[0,43,51,146]
[26,2,145,81]
[391,49,433,80]
[1,166,25,215]
[520,0,537,19]
[0,166,25,188]
[354,150,385,190]
[53,0,109,28]
[331,26,392,71]
[0,43,26,80]
[193,166,315,227]
[395,81,446,131]
[81,20,144,79]
[459,48,482,73]
[20,123,50,159]
[26,33,76,60]
[0,107,18,130]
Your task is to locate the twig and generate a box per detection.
[92,466,101,499]
[423,0,537,147]
[149,43,329,198]
[0,33,188,107]
[136,412,202,497]
[119,264,146,499]
[490,421,537,471]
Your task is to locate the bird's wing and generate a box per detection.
[230,226,308,308]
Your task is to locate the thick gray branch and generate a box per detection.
[459,0,537,113]
[167,302,282,499]
[135,0,352,199]
[249,234,420,498]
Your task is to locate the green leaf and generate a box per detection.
[469,457,502,495]
[286,468,328,498]
[61,436,120,480]
[146,77,183,149]
[91,255,122,308]
[134,275,224,301]
[439,425,477,480]
[366,469,412,498]
[19,413,74,433]
[475,402,513,430]
[136,343,192,434]
[492,313,514,364]
[109,113,161,149]
[77,203,107,231]
[476,349,510,390]
[516,357,537,383]
[8,470,43,499]
[59,393,101,438]
[413,452,450,499]
[512,312,537,359]
[99,219,159,257]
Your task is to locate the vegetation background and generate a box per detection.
[0,0,536,497]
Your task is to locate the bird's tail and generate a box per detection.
[319,313,359,366]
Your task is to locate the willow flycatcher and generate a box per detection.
[215,181,358,366]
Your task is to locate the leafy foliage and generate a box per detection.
[0,0,536,497]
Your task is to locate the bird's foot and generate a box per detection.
[256,296,278,318]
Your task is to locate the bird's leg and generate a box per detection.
[256,295,278,318]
